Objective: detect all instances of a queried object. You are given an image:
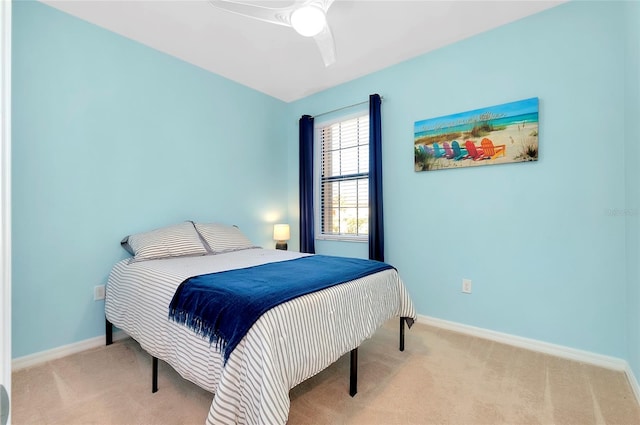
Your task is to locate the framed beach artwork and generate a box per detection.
[414,97,539,172]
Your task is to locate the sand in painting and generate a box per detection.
[414,122,538,171]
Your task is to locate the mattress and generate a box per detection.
[105,248,416,424]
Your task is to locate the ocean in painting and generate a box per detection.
[414,112,538,139]
[414,97,539,140]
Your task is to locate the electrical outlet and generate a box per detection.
[462,279,472,294]
[94,285,105,301]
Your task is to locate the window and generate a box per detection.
[317,114,369,240]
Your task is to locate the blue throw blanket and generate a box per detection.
[168,255,394,363]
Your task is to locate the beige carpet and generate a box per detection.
[11,320,640,425]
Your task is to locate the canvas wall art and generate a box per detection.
[414,97,539,172]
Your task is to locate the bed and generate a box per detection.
[104,222,417,424]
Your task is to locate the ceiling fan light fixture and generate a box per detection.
[290,5,326,37]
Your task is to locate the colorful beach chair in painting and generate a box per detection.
[417,144,435,157]
[443,142,456,159]
[432,143,446,158]
[464,140,490,161]
[420,144,434,156]
[451,141,468,160]
[480,138,506,160]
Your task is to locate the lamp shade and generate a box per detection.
[273,224,290,241]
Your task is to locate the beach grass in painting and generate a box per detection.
[414,97,539,172]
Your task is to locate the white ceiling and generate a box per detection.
[41,0,566,102]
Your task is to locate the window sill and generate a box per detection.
[315,235,368,243]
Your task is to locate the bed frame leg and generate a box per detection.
[152,356,158,393]
[400,317,405,352]
[349,348,358,397]
[105,317,113,346]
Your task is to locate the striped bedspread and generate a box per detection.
[105,248,416,424]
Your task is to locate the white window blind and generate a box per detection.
[319,114,369,238]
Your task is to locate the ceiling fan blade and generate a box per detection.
[316,0,335,13]
[210,0,338,66]
[209,0,296,27]
[313,24,336,67]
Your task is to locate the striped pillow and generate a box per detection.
[124,222,208,261]
[194,222,255,253]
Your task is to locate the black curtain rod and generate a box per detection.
[312,96,383,119]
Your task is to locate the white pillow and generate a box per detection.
[124,222,208,261]
[194,222,255,253]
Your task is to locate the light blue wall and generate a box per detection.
[11,0,638,364]
[287,1,631,358]
[12,1,288,357]
[625,0,640,383]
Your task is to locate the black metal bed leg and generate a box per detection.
[400,317,405,352]
[349,348,358,397]
[152,356,158,393]
[105,317,113,346]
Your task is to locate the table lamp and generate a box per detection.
[273,224,290,250]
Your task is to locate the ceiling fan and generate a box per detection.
[209,0,336,67]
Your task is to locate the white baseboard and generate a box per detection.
[12,330,128,371]
[418,314,640,405]
[625,363,640,405]
[419,314,626,369]
[11,315,640,407]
